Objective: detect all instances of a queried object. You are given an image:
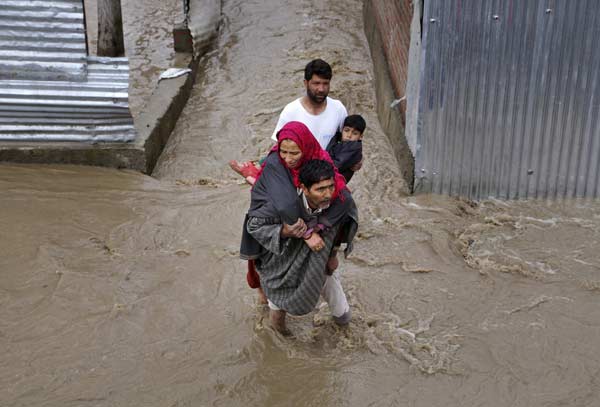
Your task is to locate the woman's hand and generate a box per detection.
[304,233,325,252]
[281,218,307,238]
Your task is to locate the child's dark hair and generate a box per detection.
[299,159,335,189]
[305,59,332,81]
[343,114,366,134]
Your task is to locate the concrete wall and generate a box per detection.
[188,0,221,56]
[363,0,415,191]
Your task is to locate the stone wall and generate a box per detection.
[363,0,415,191]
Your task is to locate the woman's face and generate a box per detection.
[279,139,303,169]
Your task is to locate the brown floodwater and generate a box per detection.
[1,0,600,406]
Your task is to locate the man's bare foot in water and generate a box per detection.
[270,309,292,336]
[257,287,268,305]
[228,160,259,185]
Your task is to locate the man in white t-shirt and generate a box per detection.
[271,59,347,149]
[230,59,361,184]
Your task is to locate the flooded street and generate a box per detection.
[2,0,600,406]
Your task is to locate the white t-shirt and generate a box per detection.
[271,97,348,149]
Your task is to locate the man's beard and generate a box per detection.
[306,88,327,104]
[316,199,331,210]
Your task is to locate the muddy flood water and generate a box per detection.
[2,0,600,406]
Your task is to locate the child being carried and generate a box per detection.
[325,114,366,183]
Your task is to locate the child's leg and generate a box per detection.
[229,160,245,175]
[229,160,260,185]
[229,160,259,175]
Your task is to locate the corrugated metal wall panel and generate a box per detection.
[416,0,600,199]
[0,0,87,81]
[0,1,136,143]
[0,57,135,142]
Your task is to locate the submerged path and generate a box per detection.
[152,0,407,200]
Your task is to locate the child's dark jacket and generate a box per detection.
[326,132,363,182]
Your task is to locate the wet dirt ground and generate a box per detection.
[1,1,599,406]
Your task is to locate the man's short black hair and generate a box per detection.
[343,114,366,134]
[299,159,335,189]
[304,59,332,81]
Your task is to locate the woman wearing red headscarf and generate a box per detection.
[240,121,358,334]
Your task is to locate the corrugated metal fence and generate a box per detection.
[0,0,135,142]
[415,0,600,199]
[0,0,87,81]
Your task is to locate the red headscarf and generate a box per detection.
[256,121,347,200]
